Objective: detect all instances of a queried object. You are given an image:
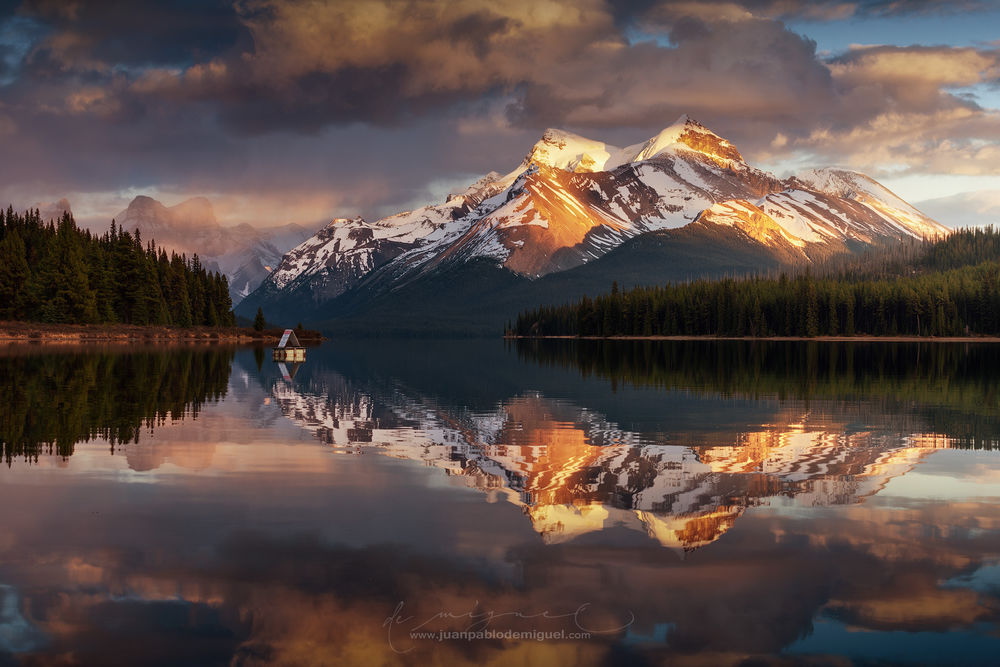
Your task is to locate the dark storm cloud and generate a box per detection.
[0,0,998,224]
[4,0,995,140]
[133,0,841,139]
[605,0,660,26]
[0,41,12,78]
[505,11,838,146]
[18,0,248,69]
[212,64,415,134]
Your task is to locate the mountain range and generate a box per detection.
[113,195,318,305]
[232,115,947,333]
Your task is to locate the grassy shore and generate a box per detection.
[0,321,325,344]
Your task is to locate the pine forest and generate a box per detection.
[0,207,234,326]
[512,228,1000,339]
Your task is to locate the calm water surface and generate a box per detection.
[3,340,1000,666]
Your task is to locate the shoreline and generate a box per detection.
[505,335,1000,343]
[0,321,324,344]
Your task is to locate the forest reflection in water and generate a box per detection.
[2,340,1000,665]
[0,344,234,463]
[515,338,1000,447]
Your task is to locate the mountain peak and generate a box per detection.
[33,197,73,222]
[239,112,950,331]
[446,171,505,204]
[128,195,162,209]
[631,115,743,164]
[117,194,218,236]
[795,167,944,238]
[518,116,743,174]
[324,216,365,229]
[524,128,626,173]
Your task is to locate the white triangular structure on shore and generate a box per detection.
[273,329,305,362]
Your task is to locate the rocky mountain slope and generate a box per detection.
[237,116,946,332]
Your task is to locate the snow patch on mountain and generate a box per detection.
[522,128,632,173]
[628,115,744,166]
[796,168,946,239]
[697,200,809,250]
[756,191,841,243]
[629,115,692,162]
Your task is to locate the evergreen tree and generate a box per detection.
[254,307,266,331]
[0,230,30,319]
[31,214,98,323]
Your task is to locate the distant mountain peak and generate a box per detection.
[123,195,166,216]
[112,194,315,304]
[447,172,503,203]
[119,195,218,233]
[33,197,73,223]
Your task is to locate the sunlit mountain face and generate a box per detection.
[6,340,1000,665]
[234,117,950,333]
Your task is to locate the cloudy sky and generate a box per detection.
[0,0,998,229]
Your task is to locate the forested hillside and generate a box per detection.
[513,228,1000,338]
[0,207,234,326]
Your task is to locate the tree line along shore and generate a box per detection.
[511,227,1000,339]
[0,206,323,342]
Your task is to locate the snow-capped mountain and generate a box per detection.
[252,173,510,306]
[238,116,947,328]
[114,196,317,304]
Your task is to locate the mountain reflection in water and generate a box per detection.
[272,340,991,552]
[2,340,1000,665]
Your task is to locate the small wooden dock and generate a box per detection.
[273,329,306,362]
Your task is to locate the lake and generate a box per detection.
[3,339,1000,666]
